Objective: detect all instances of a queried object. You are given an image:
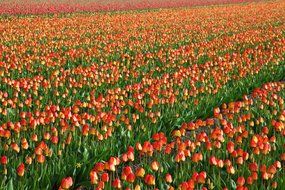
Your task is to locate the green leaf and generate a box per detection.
[230,179,236,189]
[83,147,89,160]
[7,179,14,190]
[7,108,16,117]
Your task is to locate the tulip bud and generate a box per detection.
[272,181,278,189]
[151,161,159,171]
[165,173,173,183]
[135,167,145,178]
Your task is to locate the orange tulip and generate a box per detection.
[151,161,159,171]
[37,155,45,164]
[90,170,98,185]
[135,167,145,178]
[60,177,73,189]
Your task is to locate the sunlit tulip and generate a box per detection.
[134,185,141,190]
[25,156,33,165]
[151,161,159,171]
[135,167,145,178]
[37,155,45,164]
[262,172,269,180]
[144,174,155,185]
[165,173,173,183]
[209,156,217,166]
[60,177,73,189]
[90,170,98,185]
[227,165,235,174]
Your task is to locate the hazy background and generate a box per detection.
[0,0,259,14]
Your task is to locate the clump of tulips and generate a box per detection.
[88,82,285,189]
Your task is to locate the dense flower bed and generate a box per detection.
[87,81,285,189]
[0,0,284,189]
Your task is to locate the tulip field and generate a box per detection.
[0,0,285,189]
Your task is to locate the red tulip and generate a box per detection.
[0,156,7,165]
[17,163,25,177]
[112,178,122,189]
[101,172,109,182]
[251,172,258,180]
[209,156,217,166]
[60,177,73,189]
[123,166,133,176]
[262,172,269,180]
[94,162,105,172]
[271,181,278,189]
[249,162,258,172]
[144,174,155,186]
[227,141,235,153]
[246,176,253,185]
[237,176,245,186]
[126,173,136,183]
[268,165,276,174]
[217,159,224,168]
[197,171,207,184]
[82,124,89,136]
